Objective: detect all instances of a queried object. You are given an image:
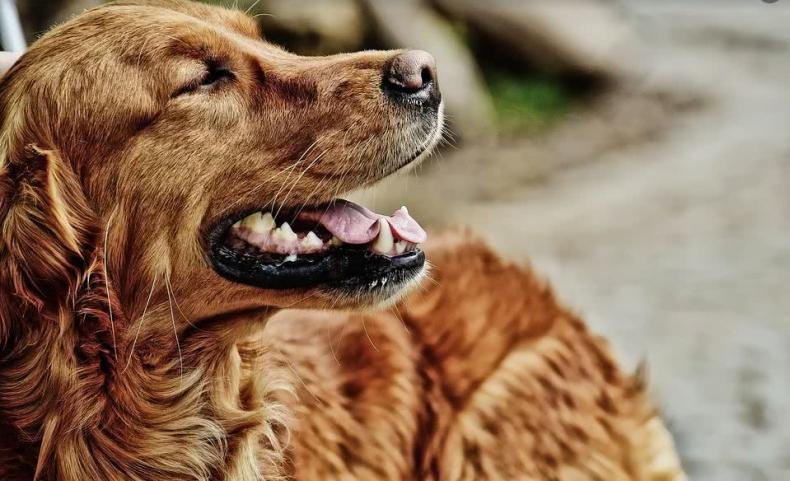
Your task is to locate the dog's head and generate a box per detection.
[0,0,442,332]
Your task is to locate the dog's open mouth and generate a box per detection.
[209,199,427,291]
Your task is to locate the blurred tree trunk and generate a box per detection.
[240,0,369,56]
[434,0,635,78]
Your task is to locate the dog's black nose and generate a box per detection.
[383,50,440,105]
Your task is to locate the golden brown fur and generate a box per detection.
[0,1,685,480]
[268,231,685,481]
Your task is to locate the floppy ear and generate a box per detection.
[0,145,100,317]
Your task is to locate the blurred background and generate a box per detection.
[6,0,790,480]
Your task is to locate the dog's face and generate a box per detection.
[0,1,443,324]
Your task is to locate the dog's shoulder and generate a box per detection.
[402,228,686,480]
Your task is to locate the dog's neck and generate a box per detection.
[0,257,290,481]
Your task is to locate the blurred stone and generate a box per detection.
[15,0,102,42]
[240,0,367,56]
[364,0,496,141]
[16,0,63,38]
[435,0,636,78]
[55,0,103,23]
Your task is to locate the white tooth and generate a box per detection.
[272,228,286,243]
[259,212,276,231]
[280,221,295,237]
[401,206,409,214]
[372,218,394,254]
[395,241,407,254]
[284,254,298,263]
[240,212,259,229]
[302,231,323,250]
[275,222,298,243]
[330,236,344,247]
[241,212,275,234]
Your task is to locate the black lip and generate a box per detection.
[382,79,442,110]
[206,216,425,290]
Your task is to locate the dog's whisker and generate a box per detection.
[282,291,319,309]
[103,209,118,362]
[390,303,411,335]
[327,330,341,366]
[361,317,379,353]
[275,129,344,218]
[168,282,198,330]
[291,172,332,221]
[291,141,355,219]
[301,139,359,224]
[419,272,440,289]
[297,137,323,164]
[287,149,350,219]
[269,166,303,216]
[165,273,184,383]
[274,147,330,219]
[224,161,299,214]
[225,143,317,215]
[282,356,320,404]
[270,137,323,213]
[251,12,276,19]
[122,272,158,374]
[329,316,352,367]
[324,295,351,366]
[244,0,261,15]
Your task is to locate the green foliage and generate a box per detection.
[486,72,574,133]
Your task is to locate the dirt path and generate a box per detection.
[359,3,790,480]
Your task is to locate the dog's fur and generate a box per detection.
[0,1,685,480]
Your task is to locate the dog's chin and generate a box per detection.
[209,231,428,306]
[306,260,428,310]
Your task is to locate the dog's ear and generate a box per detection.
[0,145,100,317]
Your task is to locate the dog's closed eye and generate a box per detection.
[174,59,235,97]
[199,60,234,87]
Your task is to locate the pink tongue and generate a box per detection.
[299,199,427,245]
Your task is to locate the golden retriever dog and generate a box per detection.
[0,1,686,480]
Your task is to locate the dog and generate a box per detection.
[0,1,686,480]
